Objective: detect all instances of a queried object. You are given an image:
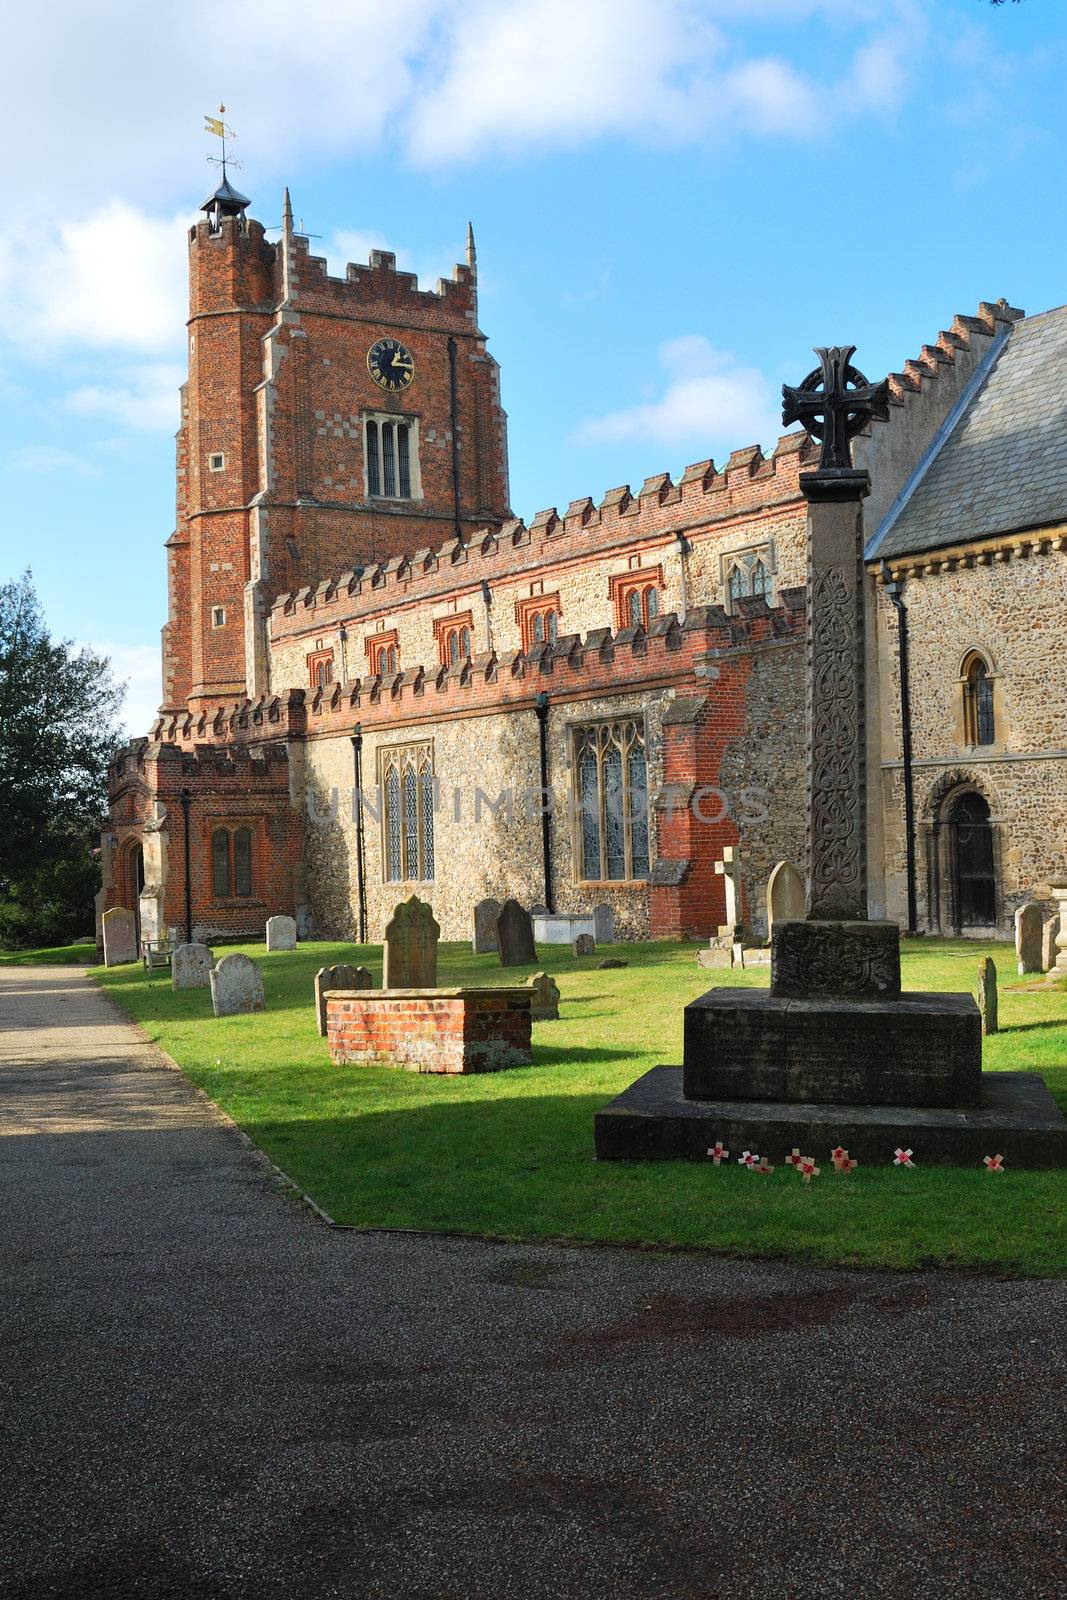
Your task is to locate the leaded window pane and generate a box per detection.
[383,422,396,497]
[728,565,746,604]
[211,828,230,898]
[533,611,544,643]
[547,611,557,643]
[628,588,642,628]
[646,587,659,621]
[449,630,459,664]
[628,747,649,878]
[233,827,252,897]
[397,424,411,497]
[385,769,402,882]
[366,420,380,496]
[420,769,435,881]
[603,743,625,879]
[751,559,770,599]
[403,767,418,879]
[460,628,470,657]
[974,662,995,745]
[578,748,601,880]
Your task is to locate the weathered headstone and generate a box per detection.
[383,896,440,988]
[714,847,742,938]
[210,952,265,1017]
[266,914,298,952]
[592,904,616,943]
[315,963,372,1036]
[1042,915,1059,974]
[497,899,536,967]
[976,957,998,1035]
[172,942,213,991]
[472,898,502,955]
[102,907,137,967]
[766,860,805,939]
[1015,902,1043,975]
[573,932,596,958]
[527,971,560,1021]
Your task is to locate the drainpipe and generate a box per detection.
[674,532,690,621]
[447,336,463,544]
[481,579,493,653]
[534,693,554,913]
[881,563,917,933]
[179,786,193,944]
[350,727,368,945]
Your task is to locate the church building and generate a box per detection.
[100,176,1067,949]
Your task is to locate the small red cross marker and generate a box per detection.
[983,1154,1006,1173]
[738,1150,760,1169]
[893,1148,915,1167]
[755,1157,774,1175]
[786,1148,803,1169]
[831,1147,857,1174]
[707,1141,729,1166]
[796,1156,820,1182]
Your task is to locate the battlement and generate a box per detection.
[155,595,804,750]
[270,433,817,638]
[882,298,1023,405]
[282,230,479,327]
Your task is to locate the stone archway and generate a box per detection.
[120,839,145,940]
[922,770,1001,936]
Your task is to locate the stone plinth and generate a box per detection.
[533,913,595,946]
[683,988,981,1110]
[595,1066,1067,1169]
[770,919,901,1000]
[326,988,533,1074]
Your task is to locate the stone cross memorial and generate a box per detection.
[596,344,1066,1168]
[102,907,137,968]
[383,897,440,989]
[714,847,742,939]
[497,899,536,967]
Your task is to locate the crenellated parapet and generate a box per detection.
[280,233,479,329]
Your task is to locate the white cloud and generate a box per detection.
[576,335,782,454]
[9,444,101,477]
[81,640,162,738]
[65,364,184,433]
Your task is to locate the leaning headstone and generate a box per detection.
[472,898,502,955]
[976,957,998,1035]
[266,914,298,952]
[1042,915,1058,974]
[527,972,560,1021]
[383,896,440,988]
[1015,902,1043,975]
[315,963,372,1036]
[102,907,137,967]
[497,899,536,967]
[172,942,213,991]
[210,952,265,1017]
[766,860,805,939]
[592,905,616,943]
[573,932,596,958]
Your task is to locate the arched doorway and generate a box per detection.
[948,791,996,931]
[121,841,145,942]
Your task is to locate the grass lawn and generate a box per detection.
[0,942,97,966]
[95,936,1066,1276]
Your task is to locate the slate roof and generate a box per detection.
[869,303,1067,560]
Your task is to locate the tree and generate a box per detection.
[0,572,125,947]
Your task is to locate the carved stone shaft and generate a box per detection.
[801,470,869,921]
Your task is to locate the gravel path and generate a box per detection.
[0,963,1064,1599]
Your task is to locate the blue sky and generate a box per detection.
[0,0,1063,734]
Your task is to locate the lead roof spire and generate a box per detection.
[466,220,477,272]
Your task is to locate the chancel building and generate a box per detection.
[100,176,1067,949]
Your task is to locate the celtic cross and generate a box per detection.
[782,346,889,472]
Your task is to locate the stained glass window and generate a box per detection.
[233,828,252,897]
[403,767,419,880]
[385,767,402,882]
[628,745,649,877]
[381,744,434,883]
[420,769,435,881]
[572,720,649,883]
[603,743,625,879]
[578,747,601,881]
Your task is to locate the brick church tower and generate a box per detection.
[162,177,511,716]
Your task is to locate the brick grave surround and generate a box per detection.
[326,988,533,1074]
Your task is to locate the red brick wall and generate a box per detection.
[326,989,533,1073]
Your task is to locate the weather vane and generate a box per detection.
[204,104,241,180]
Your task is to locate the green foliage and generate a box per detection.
[0,571,124,948]
[98,936,1067,1276]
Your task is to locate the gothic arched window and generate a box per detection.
[728,565,747,606]
[751,559,771,599]
[962,653,996,747]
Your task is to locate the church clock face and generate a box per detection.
[368,337,415,392]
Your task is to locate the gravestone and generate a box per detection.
[172,942,213,991]
[472,898,502,955]
[714,847,742,939]
[1042,915,1058,974]
[315,963,372,1036]
[1015,902,1043,975]
[266,914,298,952]
[573,932,596,957]
[527,971,560,1021]
[210,952,265,1017]
[976,957,998,1035]
[383,896,440,988]
[592,904,616,943]
[497,899,536,967]
[767,860,805,939]
[102,907,137,967]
